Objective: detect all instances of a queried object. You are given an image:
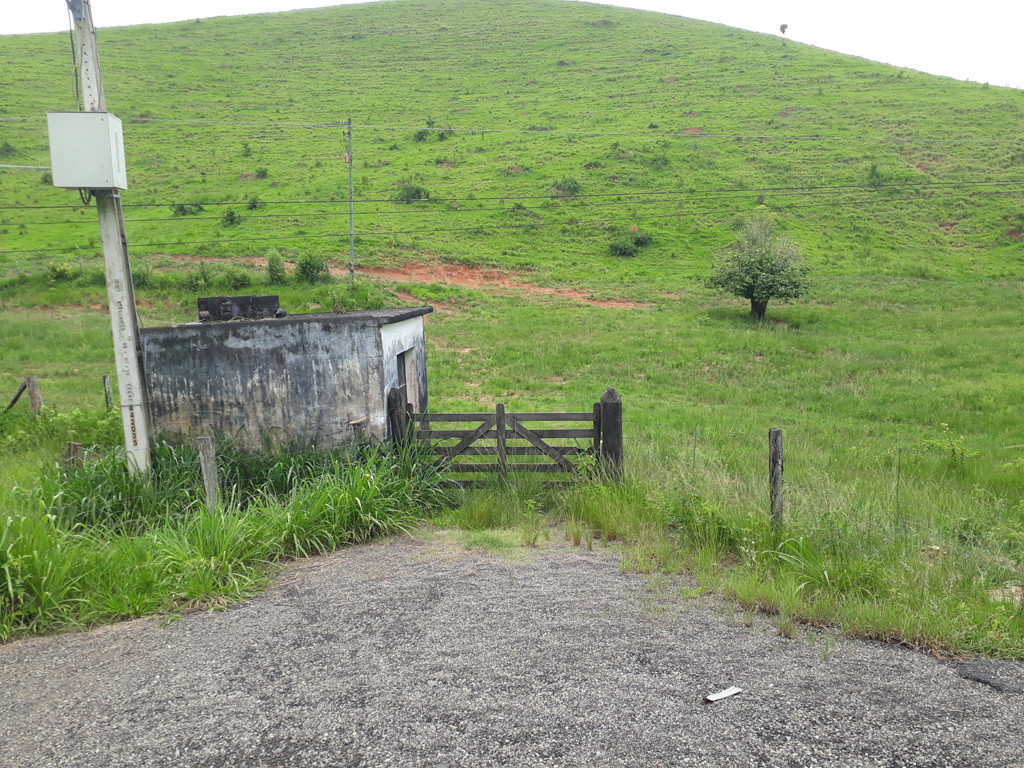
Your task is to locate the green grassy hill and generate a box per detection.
[1,0,1023,286]
[1,0,1023,654]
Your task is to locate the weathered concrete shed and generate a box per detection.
[139,307,431,450]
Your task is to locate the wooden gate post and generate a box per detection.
[387,387,412,448]
[25,376,43,417]
[769,428,784,527]
[599,387,623,480]
[197,436,219,512]
[102,375,113,411]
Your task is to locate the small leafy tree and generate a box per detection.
[707,214,808,320]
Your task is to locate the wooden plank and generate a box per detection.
[439,479,575,489]
[4,381,27,413]
[102,375,113,411]
[506,412,594,422]
[431,446,584,457]
[412,412,492,422]
[518,428,596,440]
[437,413,498,461]
[413,412,594,423]
[446,463,571,473]
[419,427,596,440]
[508,416,577,472]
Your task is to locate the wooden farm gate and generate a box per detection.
[387,387,623,481]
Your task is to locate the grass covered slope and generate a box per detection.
[0,1,1022,653]
[1,0,1022,286]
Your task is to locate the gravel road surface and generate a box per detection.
[1,531,1022,768]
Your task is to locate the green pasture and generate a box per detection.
[1,0,1022,653]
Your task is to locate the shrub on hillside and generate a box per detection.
[296,253,329,284]
[608,227,652,258]
[266,250,288,285]
[222,265,253,291]
[182,262,213,293]
[548,176,582,198]
[46,261,77,284]
[170,203,204,216]
[393,184,431,203]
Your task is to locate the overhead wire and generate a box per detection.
[2,177,1018,215]
[5,186,1024,229]
[2,113,1023,145]
[0,190,1007,256]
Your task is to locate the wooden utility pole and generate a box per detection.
[67,0,151,471]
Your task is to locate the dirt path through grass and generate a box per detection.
[1,532,1021,767]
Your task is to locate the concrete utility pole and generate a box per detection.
[67,0,151,471]
[347,118,355,287]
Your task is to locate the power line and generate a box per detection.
[2,113,1022,145]
[3,177,1018,215]
[352,123,1023,145]
[7,184,1024,228]
[0,192,988,257]
[123,178,1024,206]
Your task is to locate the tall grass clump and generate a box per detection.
[0,440,449,641]
[659,450,1024,658]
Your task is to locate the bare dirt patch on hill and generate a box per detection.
[357,261,650,309]
[151,254,648,309]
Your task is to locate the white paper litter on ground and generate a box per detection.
[704,686,743,703]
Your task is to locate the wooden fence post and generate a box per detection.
[599,387,623,480]
[495,403,508,481]
[387,387,412,448]
[102,375,113,411]
[62,441,84,477]
[769,428,784,527]
[25,376,43,417]
[197,436,219,512]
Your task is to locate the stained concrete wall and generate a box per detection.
[139,307,431,451]
[380,316,429,415]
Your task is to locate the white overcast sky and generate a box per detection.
[3,0,1022,90]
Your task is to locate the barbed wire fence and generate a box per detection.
[4,381,1020,547]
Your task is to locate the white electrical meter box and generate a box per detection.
[46,112,128,190]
